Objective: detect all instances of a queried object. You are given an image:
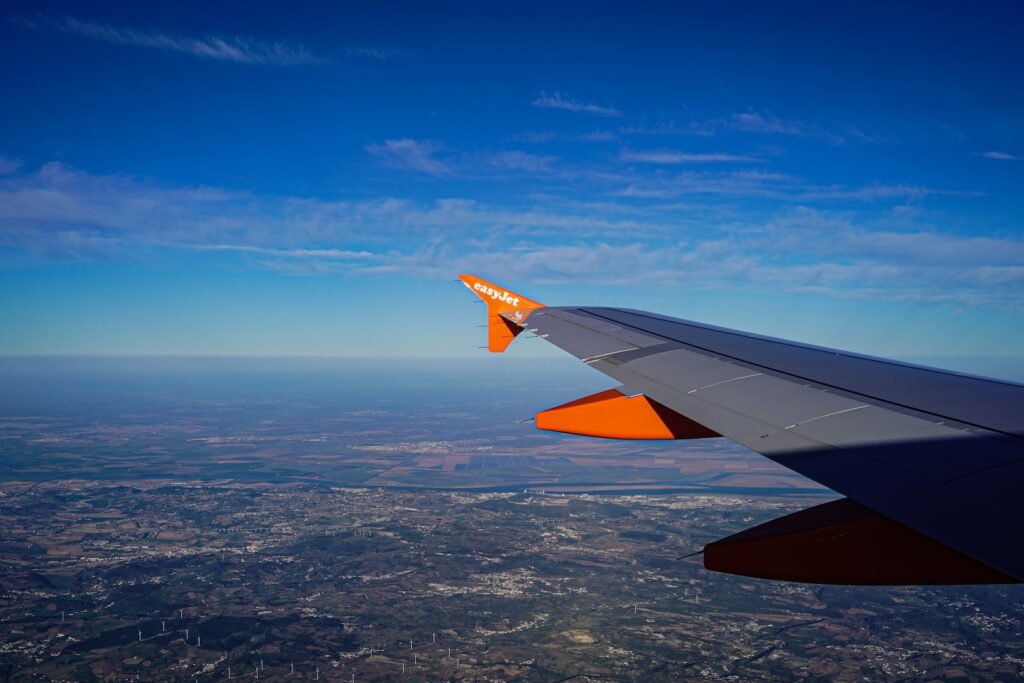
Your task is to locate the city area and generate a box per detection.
[1,359,1023,681]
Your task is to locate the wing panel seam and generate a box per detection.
[687,372,763,394]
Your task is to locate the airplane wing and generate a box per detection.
[458,274,1024,585]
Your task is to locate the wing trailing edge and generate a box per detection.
[705,498,1019,584]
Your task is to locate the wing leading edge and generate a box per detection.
[459,274,1024,585]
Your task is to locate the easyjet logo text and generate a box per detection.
[473,282,520,307]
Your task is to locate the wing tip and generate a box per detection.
[457,274,544,352]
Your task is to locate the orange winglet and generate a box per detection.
[536,388,720,440]
[458,274,545,352]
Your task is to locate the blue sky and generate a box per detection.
[1,1,1023,367]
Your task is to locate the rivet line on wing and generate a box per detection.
[582,349,638,364]
[686,373,763,394]
[784,404,871,430]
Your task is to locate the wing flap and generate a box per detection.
[705,497,1019,585]
[952,459,1024,511]
[773,443,1024,579]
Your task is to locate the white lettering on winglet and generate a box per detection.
[472,281,520,307]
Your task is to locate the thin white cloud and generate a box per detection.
[619,114,859,145]
[729,112,805,135]
[0,155,22,175]
[613,170,795,198]
[532,91,622,117]
[620,149,758,164]
[620,121,718,138]
[345,45,407,61]
[796,184,982,201]
[366,139,452,177]
[726,112,846,145]
[977,151,1018,160]
[613,170,972,203]
[180,243,375,260]
[513,130,617,143]
[3,162,1018,308]
[0,161,646,254]
[484,151,558,173]
[21,16,326,65]
[513,131,556,143]
[751,208,1024,267]
[366,142,579,180]
[579,131,617,142]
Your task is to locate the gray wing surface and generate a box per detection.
[521,306,1024,580]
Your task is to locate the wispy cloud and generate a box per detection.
[796,184,982,201]
[366,141,572,179]
[620,149,758,164]
[621,113,860,145]
[613,170,796,198]
[2,161,1019,308]
[180,243,375,259]
[514,130,617,143]
[532,91,622,117]
[0,155,22,175]
[345,45,408,61]
[484,151,559,174]
[19,16,326,66]
[725,112,846,144]
[977,151,1018,160]
[0,161,646,256]
[612,169,970,203]
[578,131,617,142]
[513,131,557,143]
[366,139,453,177]
[620,121,718,137]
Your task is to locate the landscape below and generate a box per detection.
[1,357,1022,681]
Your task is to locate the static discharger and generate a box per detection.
[535,388,720,440]
[458,274,544,352]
